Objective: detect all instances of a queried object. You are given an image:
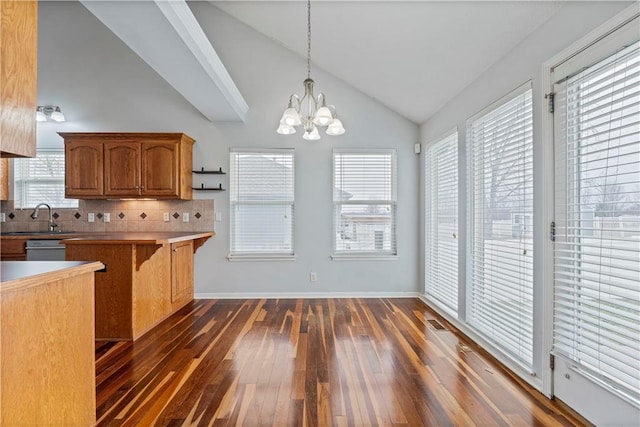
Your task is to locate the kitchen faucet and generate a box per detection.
[30,203,58,232]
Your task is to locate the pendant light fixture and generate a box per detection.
[276,0,345,140]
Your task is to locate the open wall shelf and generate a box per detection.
[192,167,226,190]
[193,167,226,175]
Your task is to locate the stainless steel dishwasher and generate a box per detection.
[25,239,65,261]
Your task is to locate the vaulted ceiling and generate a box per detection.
[210,1,565,124]
[81,0,567,125]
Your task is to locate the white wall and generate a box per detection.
[37,1,419,296]
[418,0,632,399]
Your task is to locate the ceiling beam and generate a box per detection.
[81,0,248,122]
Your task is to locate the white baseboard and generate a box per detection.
[194,291,421,299]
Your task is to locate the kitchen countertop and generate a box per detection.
[61,231,214,245]
[0,231,95,240]
[0,260,105,293]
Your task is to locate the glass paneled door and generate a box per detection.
[551,14,640,425]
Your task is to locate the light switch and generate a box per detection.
[88,213,95,223]
[103,213,110,223]
[215,212,222,222]
[183,212,189,222]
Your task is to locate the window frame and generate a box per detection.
[13,149,79,209]
[228,148,296,261]
[425,129,459,315]
[332,148,398,260]
[466,81,535,371]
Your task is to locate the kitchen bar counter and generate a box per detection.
[0,260,104,292]
[62,231,214,247]
[1,231,214,260]
[64,231,213,340]
[1,260,103,425]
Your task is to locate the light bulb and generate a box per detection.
[280,107,301,126]
[313,106,333,126]
[36,110,47,122]
[277,123,296,135]
[326,118,345,136]
[303,126,320,141]
[50,108,66,122]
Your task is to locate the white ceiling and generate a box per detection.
[211,0,565,124]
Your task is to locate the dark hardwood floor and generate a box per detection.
[95,298,582,426]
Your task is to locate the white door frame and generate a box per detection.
[540,0,640,410]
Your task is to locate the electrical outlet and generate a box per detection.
[163,212,170,222]
[215,211,222,222]
[0,213,5,223]
[88,213,95,223]
[310,272,317,282]
[182,212,189,222]
[103,213,110,223]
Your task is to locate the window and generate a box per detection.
[13,149,78,209]
[333,149,397,257]
[229,149,295,259]
[467,83,534,369]
[425,131,458,315]
[553,40,640,404]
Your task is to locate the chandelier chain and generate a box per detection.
[306,0,311,79]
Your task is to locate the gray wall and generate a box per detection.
[37,1,420,296]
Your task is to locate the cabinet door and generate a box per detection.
[65,141,104,197]
[0,239,26,261]
[0,1,37,158]
[0,158,9,200]
[104,143,140,196]
[171,240,194,308]
[141,142,178,197]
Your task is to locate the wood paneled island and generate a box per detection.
[63,232,213,340]
[1,260,104,425]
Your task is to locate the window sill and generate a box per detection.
[227,254,296,262]
[331,254,398,261]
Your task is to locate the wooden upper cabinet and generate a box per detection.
[104,143,140,196]
[141,142,178,197]
[0,1,37,158]
[59,133,194,199]
[65,141,104,197]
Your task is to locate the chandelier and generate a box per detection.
[276,0,345,140]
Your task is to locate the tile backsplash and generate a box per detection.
[0,199,214,233]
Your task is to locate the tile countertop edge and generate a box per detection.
[60,231,215,245]
[0,261,105,293]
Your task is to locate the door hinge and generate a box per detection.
[550,221,556,242]
[550,354,555,370]
[545,92,555,113]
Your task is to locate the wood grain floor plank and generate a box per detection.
[95,298,585,426]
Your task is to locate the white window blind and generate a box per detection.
[229,149,295,258]
[425,131,459,314]
[13,150,78,209]
[333,149,397,256]
[467,83,534,369]
[553,40,640,404]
